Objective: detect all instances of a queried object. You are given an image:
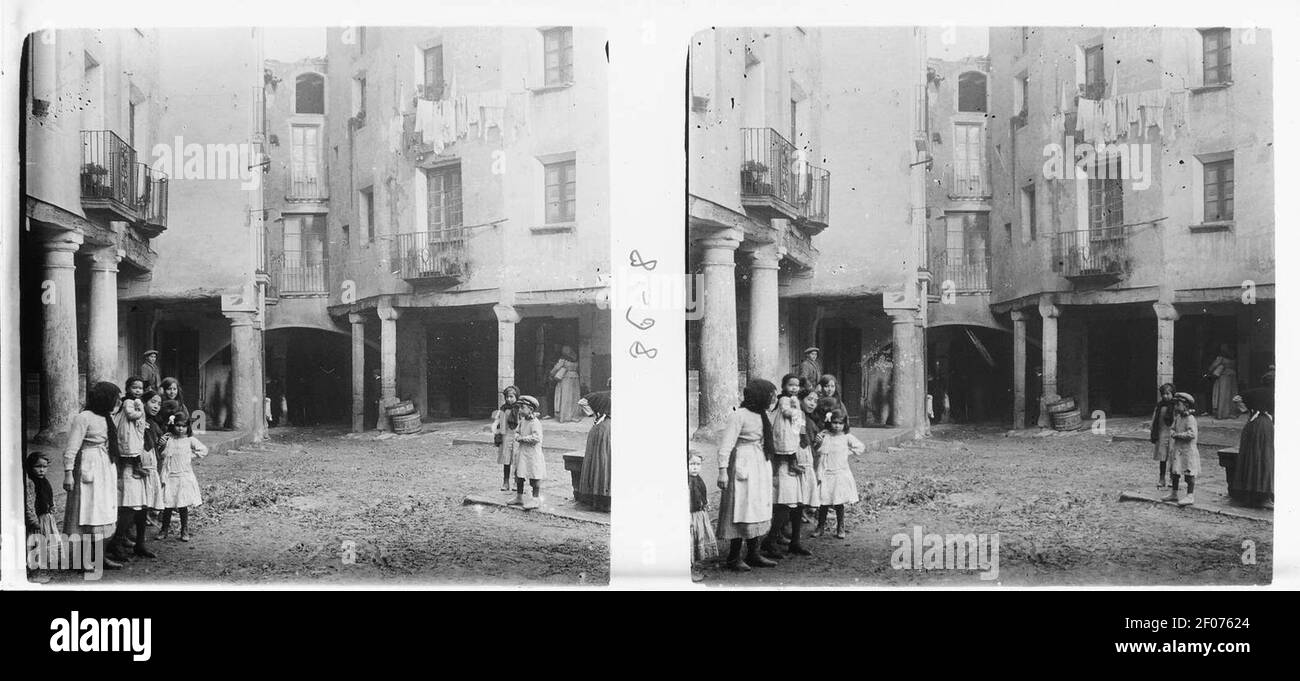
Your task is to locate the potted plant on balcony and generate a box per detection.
[741,160,771,195]
[81,162,110,195]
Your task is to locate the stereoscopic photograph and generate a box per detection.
[686,26,1274,585]
[19,25,611,584]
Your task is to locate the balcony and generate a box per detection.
[943,166,992,200]
[931,248,990,293]
[81,130,170,232]
[391,229,467,286]
[135,163,168,236]
[271,249,328,295]
[81,130,139,222]
[288,172,328,201]
[1052,225,1131,287]
[740,128,831,230]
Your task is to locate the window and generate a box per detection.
[352,76,366,123]
[1201,28,1232,86]
[944,212,991,291]
[1204,158,1234,222]
[1016,76,1029,117]
[952,123,983,195]
[1021,184,1037,240]
[423,46,445,101]
[957,72,987,113]
[281,214,327,293]
[789,99,798,146]
[544,160,576,224]
[425,165,463,234]
[360,187,375,242]
[1087,161,1124,230]
[290,125,323,198]
[295,73,325,114]
[341,224,350,248]
[1084,44,1106,99]
[543,27,574,85]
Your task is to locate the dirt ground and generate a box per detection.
[701,423,1272,587]
[35,423,608,586]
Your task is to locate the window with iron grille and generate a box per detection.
[544,160,576,224]
[1084,44,1106,99]
[543,27,574,85]
[1087,160,1124,230]
[1201,28,1232,86]
[1204,158,1234,222]
[423,46,445,100]
[426,165,463,234]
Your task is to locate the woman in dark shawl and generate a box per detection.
[1231,388,1274,508]
[575,391,611,511]
[715,379,778,571]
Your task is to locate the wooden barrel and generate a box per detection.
[386,400,416,417]
[392,412,422,433]
[1046,397,1076,414]
[1051,408,1082,430]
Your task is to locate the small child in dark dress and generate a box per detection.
[689,453,718,582]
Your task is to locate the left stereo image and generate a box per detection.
[17,26,612,585]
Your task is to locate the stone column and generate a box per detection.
[225,310,260,434]
[1037,298,1060,428]
[1011,309,1028,429]
[1154,302,1179,391]
[349,312,367,432]
[889,309,920,431]
[36,234,84,442]
[746,244,781,384]
[86,246,123,387]
[493,303,521,393]
[376,300,402,431]
[699,234,741,426]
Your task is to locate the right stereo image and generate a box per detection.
[685,26,1274,585]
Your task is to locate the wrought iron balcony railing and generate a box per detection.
[81,130,138,217]
[930,248,990,292]
[740,127,831,228]
[270,249,328,294]
[1051,225,1131,282]
[135,162,168,232]
[943,166,992,199]
[391,229,468,284]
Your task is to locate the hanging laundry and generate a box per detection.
[466,92,482,131]
[415,98,436,144]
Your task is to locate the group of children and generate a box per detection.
[25,375,207,576]
[1149,383,1202,506]
[492,386,548,509]
[691,372,865,577]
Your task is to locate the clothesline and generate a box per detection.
[1058,86,1191,146]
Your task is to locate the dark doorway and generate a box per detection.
[267,328,352,426]
[428,321,497,418]
[155,322,201,413]
[820,324,862,419]
[1087,317,1157,417]
[516,317,580,417]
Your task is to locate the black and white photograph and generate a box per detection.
[16,24,612,585]
[686,26,1275,585]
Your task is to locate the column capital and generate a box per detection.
[746,243,782,270]
[1037,298,1060,319]
[376,298,402,322]
[348,311,368,325]
[1010,309,1028,322]
[43,233,84,269]
[698,233,742,253]
[87,246,125,272]
[888,308,920,325]
[493,303,521,324]
[1153,302,1179,321]
[224,310,258,327]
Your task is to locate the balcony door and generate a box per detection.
[952,123,983,196]
[944,212,990,291]
[282,214,326,293]
[290,124,323,198]
[427,164,463,238]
